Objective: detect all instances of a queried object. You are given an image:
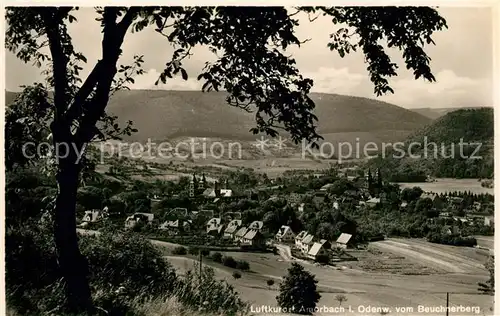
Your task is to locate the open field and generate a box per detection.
[474,236,494,250]
[162,238,494,316]
[397,178,493,195]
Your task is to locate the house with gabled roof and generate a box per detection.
[242,229,266,248]
[234,227,249,242]
[224,219,242,238]
[206,217,221,232]
[248,220,264,231]
[307,242,328,260]
[207,224,225,236]
[301,233,315,254]
[124,212,154,229]
[336,233,353,249]
[275,225,295,243]
[295,231,308,248]
[206,217,225,236]
[82,210,103,223]
[485,215,494,227]
[366,197,380,208]
[159,219,191,232]
[319,239,332,250]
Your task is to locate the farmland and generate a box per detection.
[162,238,493,316]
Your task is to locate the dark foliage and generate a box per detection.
[276,263,321,315]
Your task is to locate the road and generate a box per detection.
[274,243,293,261]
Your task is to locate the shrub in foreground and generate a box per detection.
[222,256,237,268]
[236,260,250,271]
[172,246,188,255]
[211,252,223,263]
[276,263,321,315]
[6,221,248,316]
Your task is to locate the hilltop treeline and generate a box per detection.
[367,108,494,180]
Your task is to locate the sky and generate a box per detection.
[5,6,494,109]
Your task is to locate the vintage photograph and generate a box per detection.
[3,5,495,316]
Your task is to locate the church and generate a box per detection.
[188,174,236,202]
[365,168,383,197]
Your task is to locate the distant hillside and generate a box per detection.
[5,90,431,147]
[411,107,486,120]
[368,108,494,180]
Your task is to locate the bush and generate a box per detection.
[276,263,321,315]
[172,246,187,255]
[236,260,250,271]
[200,249,210,257]
[222,256,237,268]
[188,247,200,255]
[174,266,249,315]
[232,272,242,279]
[266,279,275,288]
[6,221,178,315]
[426,232,477,247]
[211,252,223,263]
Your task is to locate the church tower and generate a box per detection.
[189,175,196,198]
[376,168,382,188]
[198,173,206,191]
[366,169,374,195]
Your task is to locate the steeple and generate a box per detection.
[366,169,374,194]
[366,169,373,184]
[189,174,195,197]
[376,168,382,187]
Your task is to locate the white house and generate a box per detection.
[82,210,103,223]
[366,197,380,208]
[307,242,328,260]
[248,220,264,231]
[301,234,315,254]
[298,203,305,213]
[206,217,222,233]
[159,219,191,232]
[275,225,295,243]
[485,216,494,227]
[234,227,249,242]
[336,233,353,249]
[224,219,242,238]
[124,212,154,229]
[295,231,308,248]
[241,229,265,248]
[320,183,334,191]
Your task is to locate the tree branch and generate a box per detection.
[65,7,140,125]
[40,8,70,119]
[74,7,140,143]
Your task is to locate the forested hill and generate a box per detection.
[367,108,494,180]
[5,89,431,143]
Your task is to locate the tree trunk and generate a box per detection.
[54,161,93,313]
